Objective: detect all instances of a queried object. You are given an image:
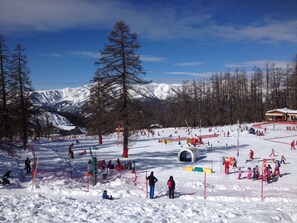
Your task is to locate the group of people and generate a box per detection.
[105,159,136,173]
[146,172,176,199]
[223,157,238,175]
[243,159,282,182]
[88,159,136,176]
[102,172,175,200]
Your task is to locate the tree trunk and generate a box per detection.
[98,134,103,144]
[122,126,129,158]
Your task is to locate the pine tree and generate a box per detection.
[92,21,149,157]
[0,34,11,138]
[10,44,34,147]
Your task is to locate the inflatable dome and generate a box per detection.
[177,147,198,162]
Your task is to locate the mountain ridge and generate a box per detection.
[32,83,181,113]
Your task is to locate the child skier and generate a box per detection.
[291,140,295,150]
[167,176,176,199]
[273,160,281,177]
[131,161,136,173]
[247,167,252,180]
[280,155,286,164]
[102,190,113,200]
[249,149,254,160]
[269,149,275,158]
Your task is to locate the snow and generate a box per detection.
[1,123,297,222]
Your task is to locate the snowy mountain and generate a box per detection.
[31,83,181,130]
[31,85,92,113]
[32,83,181,113]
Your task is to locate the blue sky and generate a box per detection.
[1,0,297,91]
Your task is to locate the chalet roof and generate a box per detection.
[266,108,297,115]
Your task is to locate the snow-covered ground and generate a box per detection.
[1,123,297,222]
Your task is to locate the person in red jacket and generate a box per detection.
[291,140,296,150]
[249,149,254,160]
[167,176,176,199]
[224,158,230,175]
[273,160,281,177]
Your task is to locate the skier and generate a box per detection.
[280,155,286,164]
[25,157,31,174]
[146,171,158,199]
[131,161,136,173]
[167,176,176,199]
[87,160,93,174]
[247,167,252,180]
[102,190,113,200]
[265,167,271,183]
[273,160,281,177]
[290,140,296,150]
[116,159,122,171]
[262,168,267,182]
[249,149,254,160]
[223,158,230,175]
[269,149,275,158]
[232,157,237,168]
[237,168,242,180]
[0,171,11,185]
[68,143,74,158]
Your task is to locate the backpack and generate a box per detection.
[167,180,172,188]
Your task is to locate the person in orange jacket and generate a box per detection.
[224,158,230,175]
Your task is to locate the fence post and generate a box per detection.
[68,159,73,178]
[146,170,148,198]
[32,157,39,191]
[261,177,264,201]
[87,175,89,192]
[204,172,206,200]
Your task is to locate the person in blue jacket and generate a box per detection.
[102,190,113,200]
[146,171,158,199]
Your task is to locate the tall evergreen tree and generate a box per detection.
[92,21,149,157]
[0,34,11,138]
[10,44,34,147]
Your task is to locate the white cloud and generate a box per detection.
[226,60,290,69]
[175,61,204,66]
[0,0,122,33]
[71,51,100,59]
[165,71,213,77]
[211,20,297,44]
[141,55,166,62]
[1,0,297,44]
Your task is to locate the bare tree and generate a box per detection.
[92,21,149,157]
[0,34,11,138]
[10,44,34,147]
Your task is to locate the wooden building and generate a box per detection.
[265,108,297,121]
